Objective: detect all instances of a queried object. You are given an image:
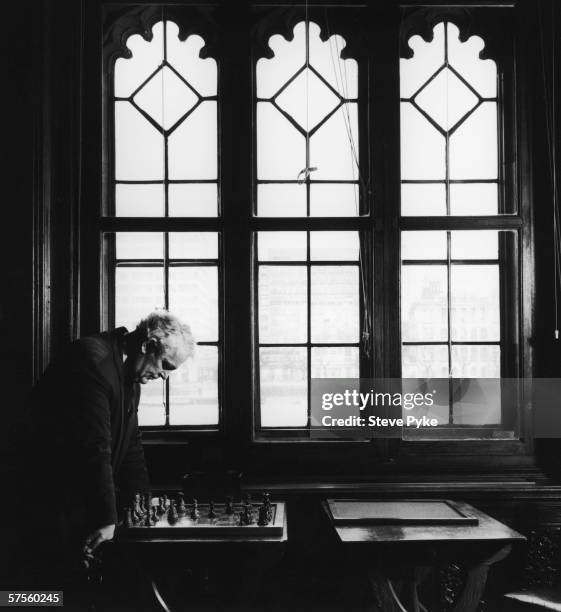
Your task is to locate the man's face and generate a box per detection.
[131,339,188,384]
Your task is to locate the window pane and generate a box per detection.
[453,372,501,425]
[311,266,359,343]
[402,345,449,378]
[116,233,163,260]
[401,265,448,342]
[447,23,497,99]
[258,232,307,261]
[166,24,217,97]
[310,232,359,261]
[415,67,478,131]
[259,347,307,427]
[451,265,500,341]
[259,266,307,343]
[401,183,446,216]
[257,103,305,180]
[311,347,359,378]
[115,22,164,98]
[450,183,499,215]
[138,380,166,426]
[116,184,165,217]
[401,231,447,260]
[115,267,164,330]
[257,184,306,217]
[169,232,218,260]
[168,102,217,179]
[310,104,359,180]
[276,68,340,132]
[452,345,500,378]
[400,23,445,99]
[449,102,498,179]
[115,102,164,180]
[310,184,359,217]
[168,184,218,217]
[133,65,198,130]
[169,267,218,342]
[400,104,445,180]
[256,23,306,99]
[451,230,498,260]
[169,345,218,425]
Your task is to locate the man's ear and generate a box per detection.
[141,338,159,354]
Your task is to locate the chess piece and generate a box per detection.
[257,504,270,526]
[238,511,246,526]
[151,505,159,523]
[262,492,273,522]
[124,507,133,528]
[177,492,186,514]
[143,493,151,515]
[242,501,254,525]
[133,493,142,520]
[225,496,234,515]
[157,497,166,516]
[143,509,153,527]
[190,499,200,520]
[168,500,178,523]
[208,501,216,519]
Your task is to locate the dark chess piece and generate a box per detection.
[151,505,159,523]
[262,492,273,522]
[225,496,234,515]
[177,492,186,514]
[208,501,217,519]
[144,493,151,515]
[143,509,154,527]
[157,496,166,515]
[257,504,270,526]
[190,499,200,520]
[242,501,254,525]
[124,507,133,528]
[168,500,178,524]
[238,510,246,526]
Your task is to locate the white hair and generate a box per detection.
[135,310,195,360]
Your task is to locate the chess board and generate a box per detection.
[325,499,479,526]
[124,502,285,537]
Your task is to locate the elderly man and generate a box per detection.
[21,310,193,591]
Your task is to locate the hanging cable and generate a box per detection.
[323,10,372,357]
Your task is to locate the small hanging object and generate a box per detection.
[296,167,318,184]
[555,329,559,340]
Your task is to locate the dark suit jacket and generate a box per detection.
[24,327,150,532]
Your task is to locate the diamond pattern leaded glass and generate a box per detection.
[114,21,218,216]
[256,21,360,216]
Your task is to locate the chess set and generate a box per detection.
[121,492,285,537]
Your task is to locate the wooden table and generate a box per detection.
[97,503,288,611]
[323,499,525,612]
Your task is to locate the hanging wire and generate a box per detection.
[322,10,372,357]
[160,9,168,409]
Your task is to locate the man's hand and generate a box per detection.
[83,524,115,554]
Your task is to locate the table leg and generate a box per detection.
[451,544,512,612]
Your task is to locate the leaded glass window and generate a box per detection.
[254,21,363,431]
[109,19,221,428]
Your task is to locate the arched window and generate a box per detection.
[400,21,519,435]
[107,18,221,428]
[254,21,364,430]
